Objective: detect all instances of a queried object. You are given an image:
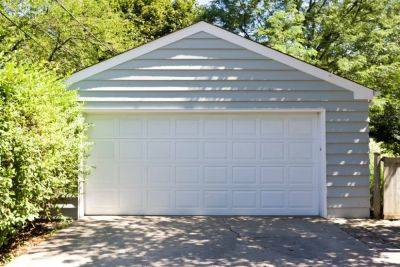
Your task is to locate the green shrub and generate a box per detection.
[0,62,89,247]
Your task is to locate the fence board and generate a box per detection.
[383,157,400,219]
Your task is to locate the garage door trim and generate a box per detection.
[78,108,327,218]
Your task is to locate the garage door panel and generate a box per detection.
[261,118,285,137]
[119,118,143,137]
[288,191,314,208]
[91,140,116,160]
[204,190,230,209]
[147,118,171,137]
[288,117,315,138]
[119,190,144,209]
[175,166,200,184]
[147,166,171,185]
[288,166,315,185]
[288,142,315,161]
[88,117,115,138]
[204,142,229,159]
[118,164,144,186]
[232,191,257,208]
[261,191,286,208]
[232,118,257,137]
[204,119,227,136]
[147,190,171,209]
[88,162,118,189]
[175,119,200,136]
[232,167,257,184]
[175,141,200,159]
[119,141,144,159]
[85,112,320,215]
[204,166,229,184]
[147,141,171,160]
[175,190,201,208]
[232,142,257,159]
[261,142,284,160]
[261,167,285,184]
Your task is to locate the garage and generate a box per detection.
[85,112,322,215]
[67,22,373,218]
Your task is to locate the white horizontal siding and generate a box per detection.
[87,69,318,81]
[138,48,267,60]
[112,59,294,70]
[70,31,370,218]
[73,80,348,91]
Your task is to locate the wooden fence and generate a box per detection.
[373,154,400,219]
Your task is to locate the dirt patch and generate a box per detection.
[0,219,71,265]
[332,219,400,251]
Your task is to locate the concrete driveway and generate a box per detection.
[7,216,391,266]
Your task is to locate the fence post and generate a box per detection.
[373,153,382,219]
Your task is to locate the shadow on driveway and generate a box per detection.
[7,216,387,266]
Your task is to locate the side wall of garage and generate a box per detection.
[70,31,370,218]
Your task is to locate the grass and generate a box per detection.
[0,218,72,265]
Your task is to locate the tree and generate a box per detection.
[0,0,200,75]
[202,0,400,154]
[370,99,400,155]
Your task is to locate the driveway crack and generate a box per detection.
[221,217,241,239]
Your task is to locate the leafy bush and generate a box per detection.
[0,62,89,247]
[370,98,400,156]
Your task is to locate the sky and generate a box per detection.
[197,0,212,6]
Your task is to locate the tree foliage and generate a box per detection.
[202,0,400,153]
[370,99,400,155]
[0,0,199,75]
[0,62,90,247]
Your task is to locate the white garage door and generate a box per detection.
[85,112,321,215]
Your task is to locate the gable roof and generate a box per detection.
[66,21,374,100]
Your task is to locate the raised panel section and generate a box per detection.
[232,119,257,137]
[147,119,170,137]
[147,142,171,160]
[204,191,229,209]
[147,166,171,185]
[261,118,284,137]
[119,165,144,186]
[289,191,313,208]
[261,167,285,184]
[233,167,257,184]
[119,119,142,137]
[288,166,313,185]
[175,119,199,136]
[233,142,256,159]
[261,142,284,160]
[204,142,228,159]
[204,119,227,136]
[119,190,143,209]
[89,118,115,138]
[119,141,143,159]
[232,191,257,208]
[175,166,199,184]
[288,142,313,160]
[175,142,199,160]
[204,167,228,184]
[91,141,115,160]
[261,191,285,208]
[175,191,200,208]
[288,117,314,138]
[147,190,170,209]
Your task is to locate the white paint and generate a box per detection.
[66,22,374,100]
[84,111,325,216]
